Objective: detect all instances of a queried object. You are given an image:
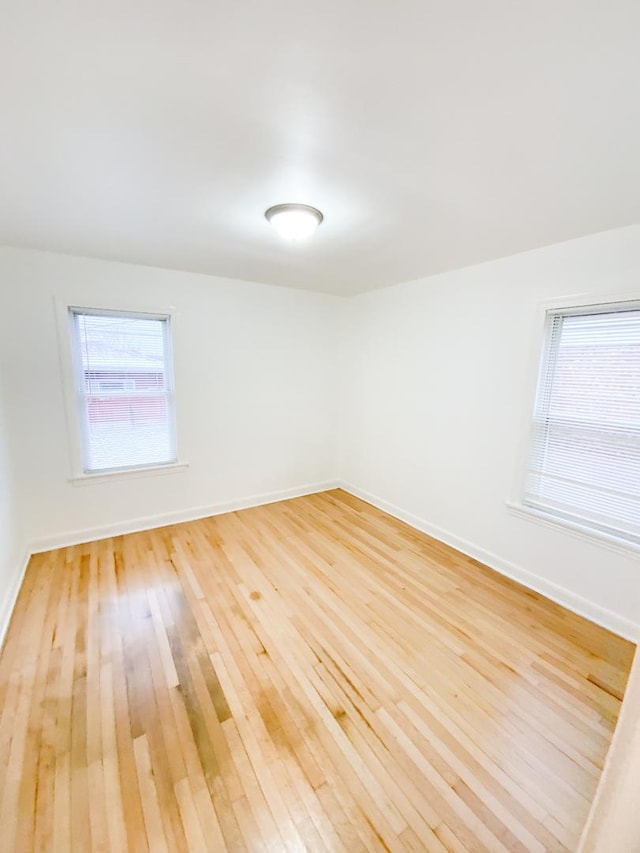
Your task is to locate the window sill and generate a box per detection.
[506,501,640,557]
[70,462,189,487]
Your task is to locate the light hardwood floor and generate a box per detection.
[0,489,634,852]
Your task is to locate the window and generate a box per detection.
[523,302,640,546]
[69,308,177,475]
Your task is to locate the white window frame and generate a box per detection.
[55,297,187,484]
[508,291,640,556]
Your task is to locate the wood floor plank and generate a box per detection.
[0,489,634,851]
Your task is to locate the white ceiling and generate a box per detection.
[1,1,639,296]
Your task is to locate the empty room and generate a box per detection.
[0,1,639,851]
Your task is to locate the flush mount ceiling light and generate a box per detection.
[265,203,324,241]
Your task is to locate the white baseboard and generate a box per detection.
[0,546,32,651]
[1,481,339,650]
[339,481,639,643]
[7,479,636,650]
[30,480,340,554]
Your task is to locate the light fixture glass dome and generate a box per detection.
[265,203,323,241]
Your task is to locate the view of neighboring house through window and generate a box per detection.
[523,302,640,546]
[69,308,177,474]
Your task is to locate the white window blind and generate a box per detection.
[524,303,640,546]
[70,309,177,474]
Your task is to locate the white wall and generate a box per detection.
[0,366,27,643]
[1,228,639,641]
[340,225,640,638]
[0,247,341,552]
[579,646,640,851]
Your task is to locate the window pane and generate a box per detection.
[71,310,176,473]
[524,305,640,544]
